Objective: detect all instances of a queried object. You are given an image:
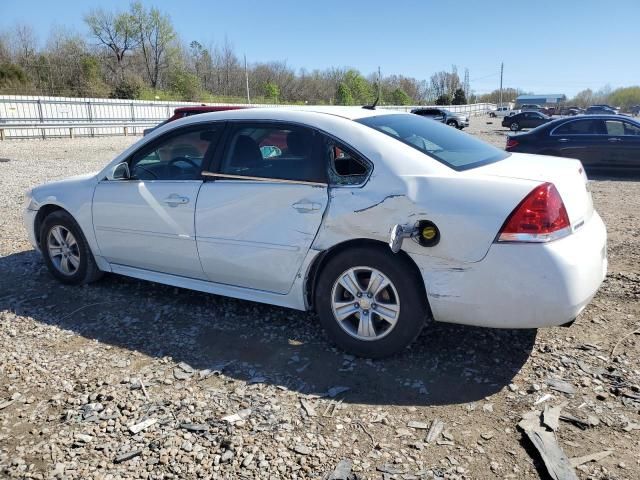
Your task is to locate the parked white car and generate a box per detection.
[489,106,521,118]
[23,107,607,357]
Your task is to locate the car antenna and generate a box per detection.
[363,66,382,110]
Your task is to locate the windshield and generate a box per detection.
[357,114,509,170]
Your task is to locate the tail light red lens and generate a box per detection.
[497,182,571,242]
[505,137,519,149]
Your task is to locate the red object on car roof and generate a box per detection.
[168,105,248,122]
[144,105,249,135]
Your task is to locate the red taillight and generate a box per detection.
[497,182,571,242]
[505,137,519,150]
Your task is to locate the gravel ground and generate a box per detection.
[1,122,639,480]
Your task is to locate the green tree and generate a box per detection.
[264,81,280,101]
[452,88,467,105]
[0,63,30,93]
[608,86,640,111]
[168,69,201,101]
[336,82,353,105]
[390,87,411,105]
[110,77,142,99]
[435,94,451,105]
[343,69,373,104]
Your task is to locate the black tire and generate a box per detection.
[315,246,428,358]
[489,112,496,118]
[40,210,103,285]
[510,122,520,131]
[446,120,458,128]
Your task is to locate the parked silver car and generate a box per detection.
[411,107,469,129]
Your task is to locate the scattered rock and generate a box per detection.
[546,378,576,395]
[425,418,445,443]
[570,450,613,468]
[291,444,311,455]
[129,418,157,434]
[221,408,251,423]
[114,449,142,464]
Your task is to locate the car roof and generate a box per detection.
[174,105,248,113]
[176,106,406,122]
[538,114,640,129]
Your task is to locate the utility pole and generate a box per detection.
[378,66,382,104]
[499,62,504,107]
[244,55,251,104]
[464,68,470,100]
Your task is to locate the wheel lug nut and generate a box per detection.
[353,302,359,308]
[363,310,369,315]
[356,293,362,298]
[372,304,377,309]
[367,293,372,298]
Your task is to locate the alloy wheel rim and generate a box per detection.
[47,225,80,275]
[330,266,400,341]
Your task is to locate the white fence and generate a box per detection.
[0,95,496,140]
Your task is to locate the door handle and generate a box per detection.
[557,138,569,143]
[292,202,321,212]
[163,194,189,207]
[608,137,622,143]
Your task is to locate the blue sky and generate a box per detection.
[2,0,639,96]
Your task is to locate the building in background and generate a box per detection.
[515,94,567,107]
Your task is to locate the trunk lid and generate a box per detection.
[470,152,594,227]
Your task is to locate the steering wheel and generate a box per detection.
[168,156,199,169]
[132,165,158,179]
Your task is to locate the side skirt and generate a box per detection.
[109,255,317,311]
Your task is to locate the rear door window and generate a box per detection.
[604,120,640,136]
[325,138,371,186]
[219,123,326,183]
[553,119,604,135]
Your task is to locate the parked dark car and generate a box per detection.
[501,111,551,131]
[585,105,617,115]
[144,105,248,135]
[505,115,640,173]
[411,107,469,129]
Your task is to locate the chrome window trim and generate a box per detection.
[201,171,327,187]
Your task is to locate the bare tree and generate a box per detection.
[130,2,176,89]
[84,8,138,80]
[11,24,38,65]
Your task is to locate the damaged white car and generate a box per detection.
[24,107,607,357]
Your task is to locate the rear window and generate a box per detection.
[357,113,508,170]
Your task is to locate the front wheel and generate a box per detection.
[446,120,458,128]
[40,210,103,285]
[315,246,428,358]
[510,122,520,131]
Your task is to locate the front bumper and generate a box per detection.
[412,212,607,329]
[24,208,39,252]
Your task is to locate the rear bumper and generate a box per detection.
[412,212,607,328]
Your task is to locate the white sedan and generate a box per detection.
[23,107,607,358]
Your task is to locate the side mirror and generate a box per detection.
[108,162,130,181]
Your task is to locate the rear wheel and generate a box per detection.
[489,112,496,118]
[315,246,428,358]
[510,122,520,131]
[40,210,103,285]
[446,120,458,128]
